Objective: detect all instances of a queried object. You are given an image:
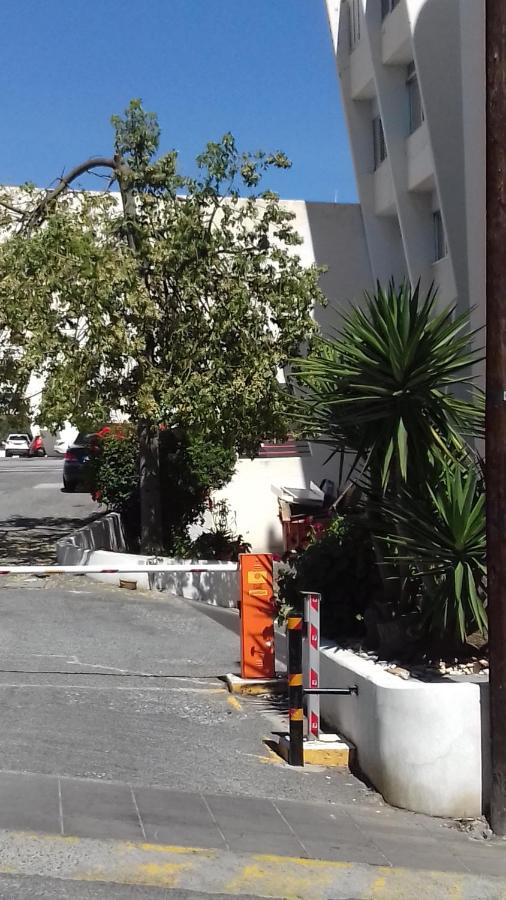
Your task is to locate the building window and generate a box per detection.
[349,0,361,50]
[381,0,400,20]
[373,116,387,169]
[433,210,447,261]
[407,62,424,134]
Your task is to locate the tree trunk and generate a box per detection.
[138,421,164,555]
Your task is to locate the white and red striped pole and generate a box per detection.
[302,591,321,742]
[0,562,238,576]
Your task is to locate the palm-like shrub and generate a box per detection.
[290,281,485,648]
[381,462,486,644]
[292,281,483,492]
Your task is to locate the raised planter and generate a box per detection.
[56,513,239,608]
[276,631,490,819]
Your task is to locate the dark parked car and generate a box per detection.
[62,433,95,491]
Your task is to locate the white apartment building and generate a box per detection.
[324,0,486,336]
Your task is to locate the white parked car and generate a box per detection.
[4,433,31,458]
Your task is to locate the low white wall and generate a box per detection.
[276,632,490,819]
[57,511,127,555]
[56,513,239,608]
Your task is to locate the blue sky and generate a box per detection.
[0,0,357,203]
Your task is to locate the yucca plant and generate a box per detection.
[291,281,483,494]
[380,462,486,646]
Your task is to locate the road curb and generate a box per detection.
[225,672,287,695]
[0,829,504,899]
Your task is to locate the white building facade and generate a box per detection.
[324,0,486,336]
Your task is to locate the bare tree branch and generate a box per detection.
[0,198,26,217]
[24,156,118,230]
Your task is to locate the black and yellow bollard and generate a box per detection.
[287,615,304,766]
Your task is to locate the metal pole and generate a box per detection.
[287,615,304,766]
[487,0,506,835]
[302,592,321,741]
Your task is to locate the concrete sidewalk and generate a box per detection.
[0,769,505,884]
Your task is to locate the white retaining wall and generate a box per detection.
[276,632,490,819]
[56,513,239,608]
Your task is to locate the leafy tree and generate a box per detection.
[0,100,323,552]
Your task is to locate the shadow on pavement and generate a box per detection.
[0,514,100,565]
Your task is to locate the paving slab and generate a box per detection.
[134,787,226,849]
[60,778,143,841]
[0,772,60,835]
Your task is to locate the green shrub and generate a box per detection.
[277,515,381,640]
[380,461,487,649]
[186,500,251,561]
[87,426,236,553]
[291,280,484,650]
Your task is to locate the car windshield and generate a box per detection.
[9,435,28,441]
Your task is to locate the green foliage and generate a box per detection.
[380,461,487,645]
[0,101,323,455]
[277,516,381,640]
[88,426,236,553]
[185,500,251,561]
[292,281,483,492]
[291,280,486,651]
[158,430,236,552]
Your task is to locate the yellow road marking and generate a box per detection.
[225,856,348,899]
[0,831,498,899]
[227,694,242,711]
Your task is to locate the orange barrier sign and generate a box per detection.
[239,553,275,679]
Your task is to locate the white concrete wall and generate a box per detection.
[210,445,334,554]
[318,645,490,818]
[56,514,239,608]
[276,630,490,818]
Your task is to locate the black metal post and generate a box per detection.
[287,614,304,766]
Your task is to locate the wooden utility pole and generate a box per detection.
[487,0,506,835]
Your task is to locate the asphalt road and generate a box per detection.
[0,457,96,564]
[0,875,263,900]
[0,454,500,897]
[0,457,375,801]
